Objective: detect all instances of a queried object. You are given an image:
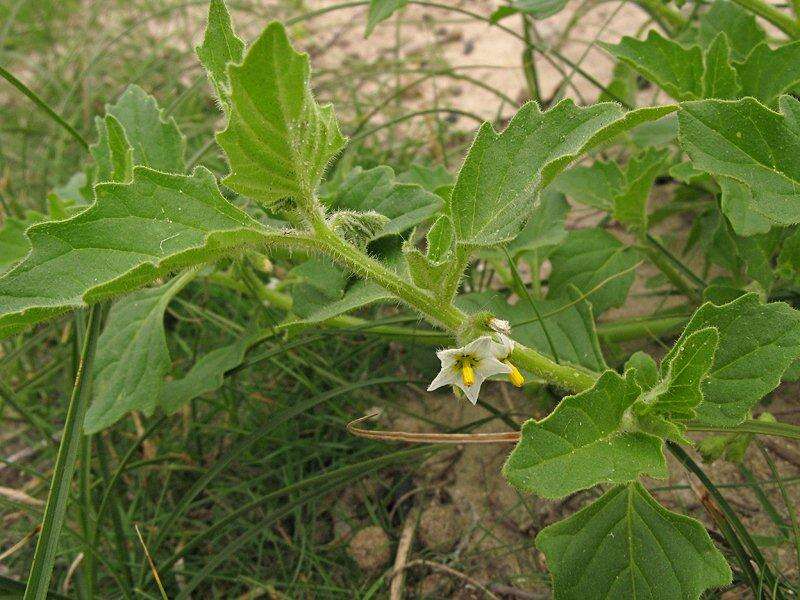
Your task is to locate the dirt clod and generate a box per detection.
[347,525,391,571]
[418,503,460,552]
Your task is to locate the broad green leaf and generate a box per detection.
[161,333,260,414]
[85,273,193,433]
[91,114,133,184]
[663,293,800,425]
[448,100,676,247]
[397,163,453,193]
[698,0,765,61]
[612,147,670,233]
[323,166,442,238]
[106,85,185,173]
[678,96,800,229]
[289,258,347,319]
[602,31,740,101]
[196,0,245,106]
[601,31,704,101]
[218,21,346,207]
[553,161,622,211]
[365,0,406,36]
[548,229,640,314]
[503,371,667,498]
[735,41,800,107]
[718,176,772,236]
[0,212,44,275]
[0,166,274,339]
[457,290,607,372]
[294,281,392,324]
[536,482,731,599]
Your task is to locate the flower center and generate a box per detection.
[454,355,478,386]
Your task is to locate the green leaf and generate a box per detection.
[218,22,346,208]
[625,351,659,391]
[702,33,741,100]
[294,280,392,324]
[698,0,765,61]
[0,166,274,339]
[503,371,667,498]
[457,290,607,372]
[106,85,185,173]
[718,176,772,236]
[602,31,740,101]
[323,166,442,238]
[536,482,731,599]
[601,31,704,101]
[396,163,453,192]
[490,0,568,22]
[640,327,718,419]
[448,100,676,248]
[678,96,800,230]
[612,147,670,233]
[664,293,800,425]
[161,334,258,414]
[506,189,570,259]
[365,0,406,36]
[84,273,192,433]
[289,258,347,319]
[91,114,133,184]
[0,211,44,275]
[548,229,640,314]
[196,0,245,107]
[735,41,800,107]
[553,161,622,212]
[405,215,455,294]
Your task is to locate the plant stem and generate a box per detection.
[596,314,688,342]
[311,216,466,331]
[728,0,800,37]
[24,305,102,600]
[687,419,800,440]
[638,236,702,302]
[633,0,687,31]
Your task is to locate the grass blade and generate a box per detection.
[23,306,102,600]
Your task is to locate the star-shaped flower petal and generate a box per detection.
[428,336,512,404]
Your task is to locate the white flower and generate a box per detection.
[427,336,511,404]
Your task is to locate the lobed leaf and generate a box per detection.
[0,166,276,339]
[536,482,731,599]
[735,40,800,107]
[85,273,193,433]
[503,371,667,498]
[697,0,765,61]
[217,22,346,208]
[678,96,800,232]
[448,100,676,248]
[663,293,800,425]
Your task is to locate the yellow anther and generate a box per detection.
[461,363,475,386]
[506,361,524,388]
